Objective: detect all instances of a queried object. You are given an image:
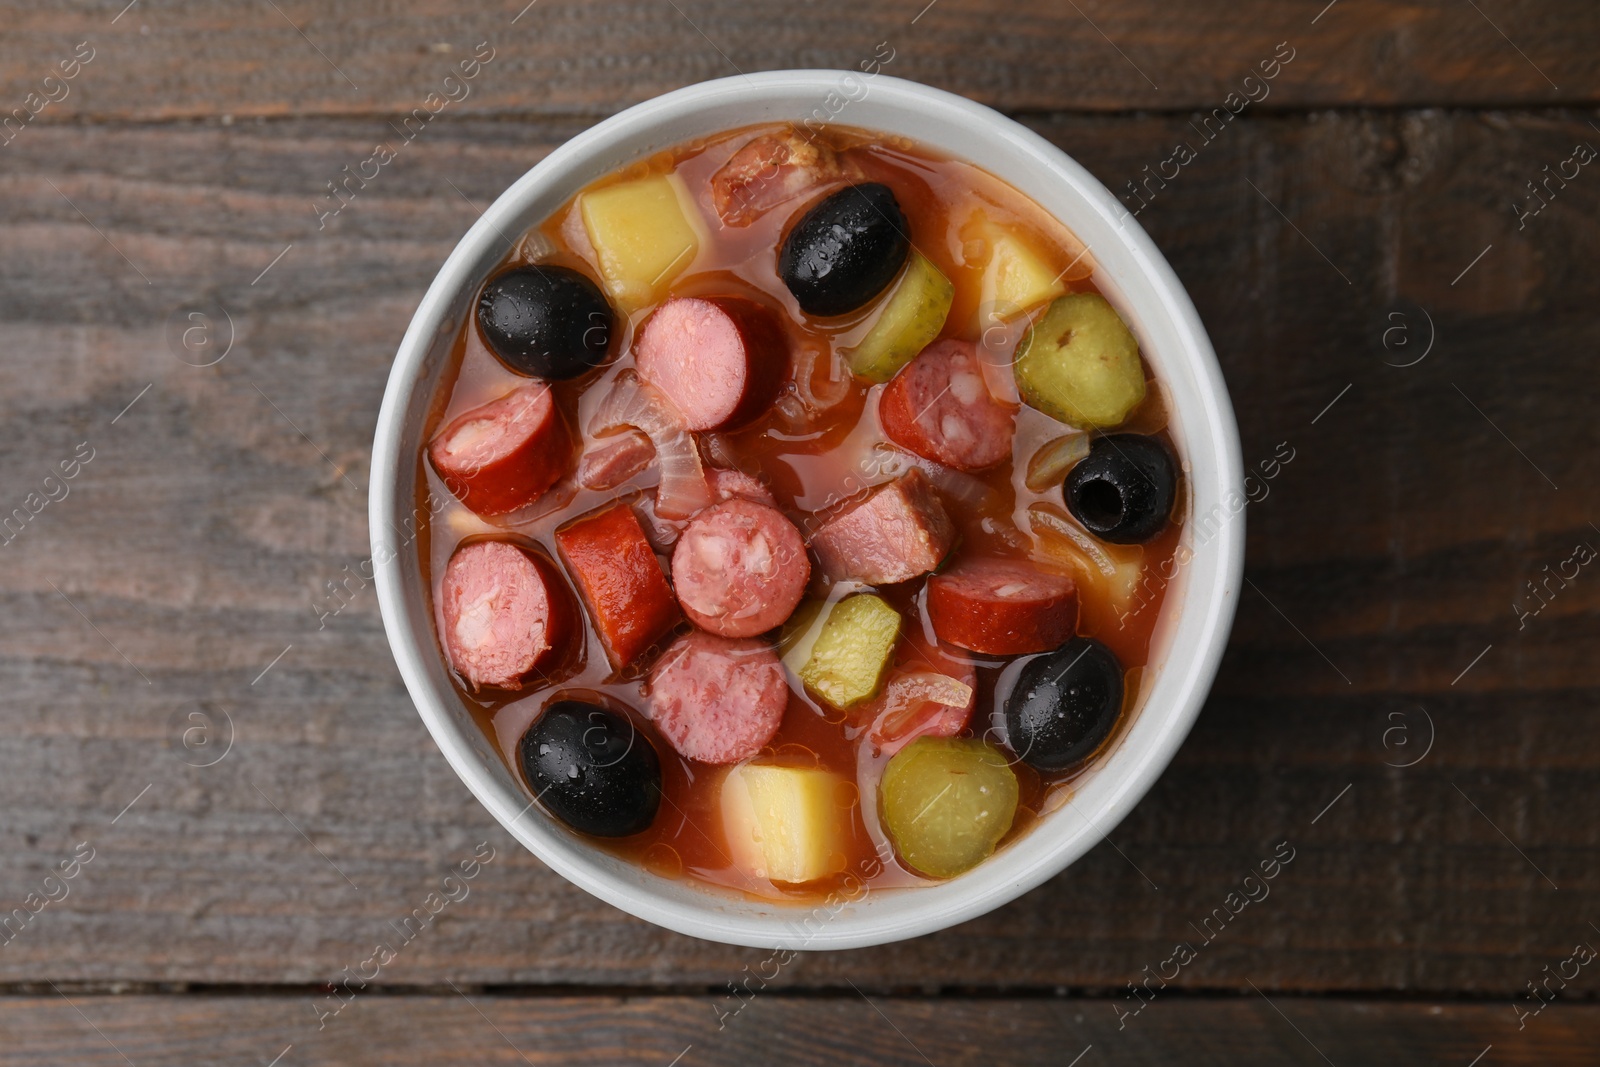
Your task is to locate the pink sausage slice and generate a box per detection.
[429,382,571,515]
[809,468,956,586]
[439,540,575,690]
[670,498,810,638]
[634,297,787,432]
[577,429,654,491]
[647,630,788,764]
[879,339,1016,471]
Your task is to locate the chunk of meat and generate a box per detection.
[671,498,810,638]
[428,382,572,515]
[711,128,862,227]
[809,469,956,586]
[634,296,788,432]
[926,557,1078,655]
[866,630,977,755]
[555,502,682,670]
[879,339,1016,471]
[708,467,777,507]
[646,630,788,763]
[438,540,575,690]
[578,429,654,491]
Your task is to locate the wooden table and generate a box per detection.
[2,1,1597,1062]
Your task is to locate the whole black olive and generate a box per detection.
[1003,638,1124,772]
[477,264,614,380]
[519,700,661,837]
[1063,434,1176,544]
[778,183,910,317]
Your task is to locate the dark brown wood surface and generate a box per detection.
[2,0,1598,1062]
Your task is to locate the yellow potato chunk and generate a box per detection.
[720,763,846,884]
[966,217,1067,333]
[579,173,702,310]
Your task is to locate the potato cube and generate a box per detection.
[579,173,703,310]
[721,763,846,884]
[966,217,1067,333]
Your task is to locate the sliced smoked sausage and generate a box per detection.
[879,339,1015,471]
[555,502,682,670]
[646,630,787,764]
[710,128,862,227]
[670,498,809,638]
[439,540,575,690]
[429,381,571,515]
[809,468,956,586]
[634,296,787,432]
[926,557,1078,656]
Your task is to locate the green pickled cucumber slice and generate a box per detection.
[797,594,901,709]
[847,250,955,383]
[881,737,1019,879]
[1014,293,1147,429]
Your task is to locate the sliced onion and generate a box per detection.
[873,444,999,512]
[1024,432,1091,493]
[590,371,713,519]
[1026,502,1118,578]
[870,670,975,745]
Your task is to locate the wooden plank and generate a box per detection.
[0,995,1590,1066]
[0,0,1596,124]
[0,109,1596,992]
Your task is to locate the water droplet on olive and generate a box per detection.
[478,264,614,380]
[1002,638,1123,772]
[519,700,661,837]
[779,183,910,317]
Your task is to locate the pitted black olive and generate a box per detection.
[779,183,910,317]
[519,700,661,837]
[1003,638,1124,772]
[478,264,614,380]
[1063,434,1176,544]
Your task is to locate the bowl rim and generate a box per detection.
[371,69,1244,949]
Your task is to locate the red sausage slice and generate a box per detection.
[809,469,956,586]
[926,557,1078,655]
[670,498,809,638]
[879,339,1016,471]
[634,297,787,432]
[647,630,787,763]
[578,429,654,491]
[439,540,574,690]
[429,382,571,515]
[555,502,682,670]
[710,128,862,227]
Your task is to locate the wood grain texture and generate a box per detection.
[0,994,1590,1066]
[0,0,1596,124]
[1,106,1596,994]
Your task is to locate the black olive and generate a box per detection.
[779,183,910,317]
[1063,434,1176,544]
[1003,638,1124,772]
[477,265,614,380]
[518,700,661,837]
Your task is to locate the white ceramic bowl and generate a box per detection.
[371,70,1243,949]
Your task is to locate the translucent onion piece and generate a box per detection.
[590,371,713,519]
[870,671,975,745]
[873,444,999,513]
[1024,432,1091,493]
[1026,502,1118,578]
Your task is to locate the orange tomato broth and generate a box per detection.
[415,123,1186,902]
